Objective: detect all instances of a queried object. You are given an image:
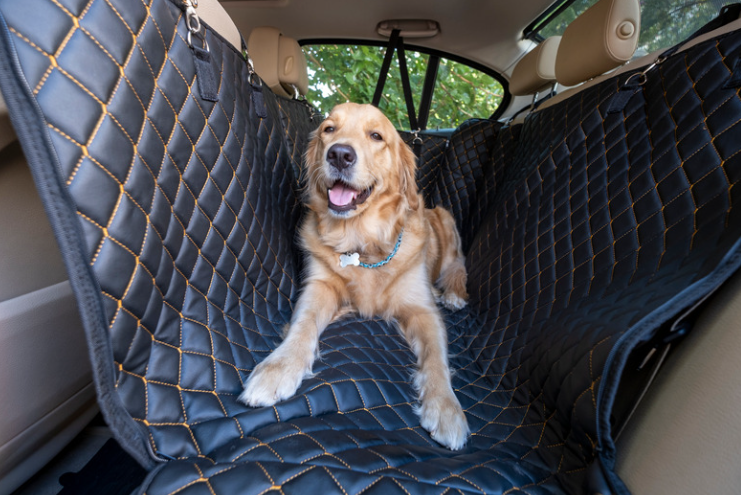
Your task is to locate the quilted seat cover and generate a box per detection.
[1,0,741,493]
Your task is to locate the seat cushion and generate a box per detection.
[1,0,741,494]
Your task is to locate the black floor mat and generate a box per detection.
[58,438,146,495]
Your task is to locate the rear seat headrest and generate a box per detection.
[195,0,242,51]
[247,26,309,99]
[509,36,561,96]
[555,0,640,87]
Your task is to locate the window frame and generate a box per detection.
[525,0,736,45]
[299,38,512,125]
[522,0,575,41]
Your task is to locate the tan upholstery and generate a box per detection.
[509,36,561,96]
[616,270,741,494]
[0,3,242,487]
[0,283,96,495]
[539,17,741,113]
[555,0,640,86]
[194,0,242,51]
[248,26,310,98]
[0,91,96,494]
[0,143,68,302]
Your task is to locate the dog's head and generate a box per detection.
[305,103,420,219]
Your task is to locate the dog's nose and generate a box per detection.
[327,144,356,170]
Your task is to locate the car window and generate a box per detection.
[531,0,738,55]
[303,43,505,130]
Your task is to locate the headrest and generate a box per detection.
[196,0,241,51]
[509,36,561,96]
[247,27,310,99]
[555,0,640,87]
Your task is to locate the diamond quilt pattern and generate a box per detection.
[400,122,503,252]
[2,0,741,493]
[275,96,321,191]
[1,0,304,457]
[439,119,503,251]
[399,131,448,209]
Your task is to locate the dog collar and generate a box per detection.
[339,229,404,269]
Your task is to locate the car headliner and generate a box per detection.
[222,0,555,76]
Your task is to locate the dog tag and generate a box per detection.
[339,252,360,268]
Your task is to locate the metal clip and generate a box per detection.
[411,128,423,145]
[244,55,262,87]
[622,49,673,88]
[183,0,208,52]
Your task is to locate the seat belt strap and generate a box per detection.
[371,29,401,107]
[395,40,419,132]
[417,55,439,131]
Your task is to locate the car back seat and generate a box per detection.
[248,26,308,101]
[446,34,563,249]
[247,26,319,230]
[423,34,565,252]
[1,1,741,495]
[607,13,741,495]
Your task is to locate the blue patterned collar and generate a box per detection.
[339,229,404,269]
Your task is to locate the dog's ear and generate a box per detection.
[398,138,421,211]
[304,128,322,170]
[303,128,323,192]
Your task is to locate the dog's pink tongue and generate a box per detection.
[329,183,356,206]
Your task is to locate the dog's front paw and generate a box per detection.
[238,353,311,407]
[418,392,469,450]
[440,291,468,311]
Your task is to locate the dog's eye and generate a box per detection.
[323,126,335,134]
[370,132,383,141]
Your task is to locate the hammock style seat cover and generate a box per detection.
[1,0,741,493]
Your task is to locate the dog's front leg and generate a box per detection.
[399,306,469,450]
[239,280,340,407]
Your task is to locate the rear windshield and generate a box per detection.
[533,0,737,56]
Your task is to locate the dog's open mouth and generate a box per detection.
[327,180,372,212]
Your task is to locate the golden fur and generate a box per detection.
[239,103,469,449]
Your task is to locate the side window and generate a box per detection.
[303,43,505,130]
[429,59,504,129]
[530,0,738,55]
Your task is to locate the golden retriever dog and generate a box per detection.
[239,102,469,449]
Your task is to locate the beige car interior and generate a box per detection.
[1,0,740,492]
[247,26,310,99]
[554,0,640,86]
[508,35,560,97]
[0,96,97,494]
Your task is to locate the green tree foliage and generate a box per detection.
[638,0,730,53]
[304,44,504,130]
[303,1,730,130]
[537,0,734,54]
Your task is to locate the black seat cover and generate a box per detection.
[1,0,741,493]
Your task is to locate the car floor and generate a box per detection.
[11,415,146,495]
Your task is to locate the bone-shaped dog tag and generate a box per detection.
[339,252,360,268]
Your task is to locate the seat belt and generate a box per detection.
[371,30,425,155]
[394,40,419,132]
[394,39,425,156]
[371,29,401,108]
[417,55,439,131]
